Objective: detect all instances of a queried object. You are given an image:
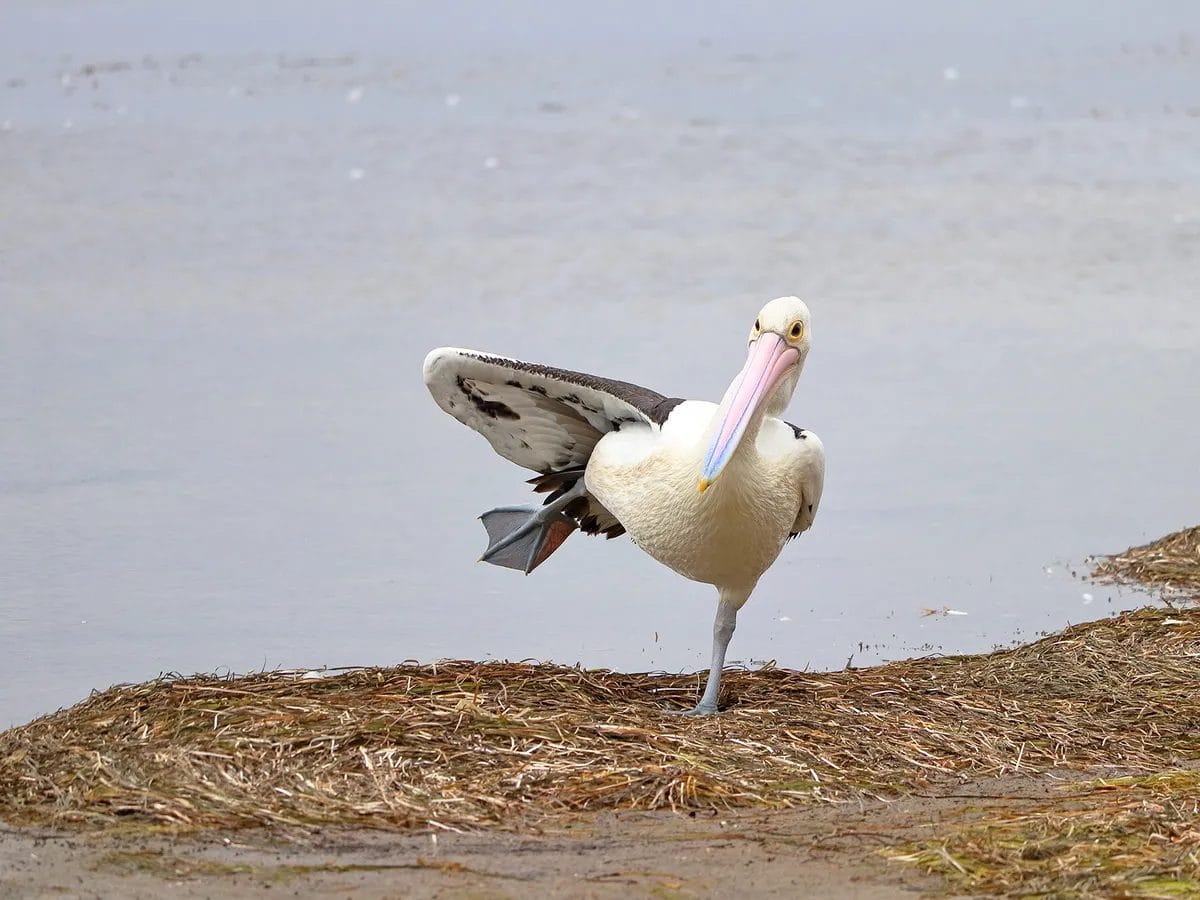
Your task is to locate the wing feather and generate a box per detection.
[422,347,682,474]
[788,427,826,538]
[423,347,687,543]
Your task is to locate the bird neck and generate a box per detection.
[764,367,801,418]
[702,379,778,466]
[696,353,804,474]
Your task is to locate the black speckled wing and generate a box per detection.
[422,347,683,475]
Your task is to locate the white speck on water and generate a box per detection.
[80,620,87,624]
[1010,95,1030,109]
[62,118,73,130]
[777,615,792,622]
[347,167,365,180]
[1081,592,1094,604]
[444,93,461,107]
[1044,566,1054,575]
[345,86,364,103]
[946,609,968,616]
[943,66,960,81]
[483,156,499,169]
[60,73,71,87]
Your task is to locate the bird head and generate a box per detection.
[699,297,812,492]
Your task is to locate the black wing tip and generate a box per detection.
[650,397,687,427]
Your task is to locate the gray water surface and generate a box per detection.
[3,1,1199,727]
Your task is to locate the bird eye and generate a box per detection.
[789,321,804,340]
[753,319,760,332]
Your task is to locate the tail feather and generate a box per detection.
[479,506,577,574]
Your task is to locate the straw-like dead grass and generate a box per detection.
[2,607,1198,833]
[1092,525,1200,603]
[879,526,1200,898]
[885,769,1200,897]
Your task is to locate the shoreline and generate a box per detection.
[3,527,1198,897]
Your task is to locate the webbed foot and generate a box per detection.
[479,506,576,574]
[665,700,721,717]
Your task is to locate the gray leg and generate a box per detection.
[682,598,738,715]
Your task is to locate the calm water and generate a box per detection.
[3,1,1199,727]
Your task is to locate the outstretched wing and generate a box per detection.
[422,347,684,538]
[787,426,826,538]
[422,348,683,473]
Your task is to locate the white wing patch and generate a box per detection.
[422,347,680,474]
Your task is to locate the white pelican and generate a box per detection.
[422,297,825,715]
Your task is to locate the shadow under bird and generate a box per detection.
[422,297,825,715]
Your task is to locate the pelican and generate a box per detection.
[422,297,825,715]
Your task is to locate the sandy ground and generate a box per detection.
[0,775,1089,899]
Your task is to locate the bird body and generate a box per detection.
[423,297,825,714]
[586,402,822,593]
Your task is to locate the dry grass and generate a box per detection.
[2,607,1199,833]
[1093,525,1200,603]
[886,769,1200,898]
[879,526,1200,898]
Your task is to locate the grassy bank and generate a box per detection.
[1092,525,1200,604]
[3,526,1198,897]
[883,524,1200,897]
[2,608,1197,834]
[886,769,1200,897]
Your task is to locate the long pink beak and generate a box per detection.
[699,333,798,492]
